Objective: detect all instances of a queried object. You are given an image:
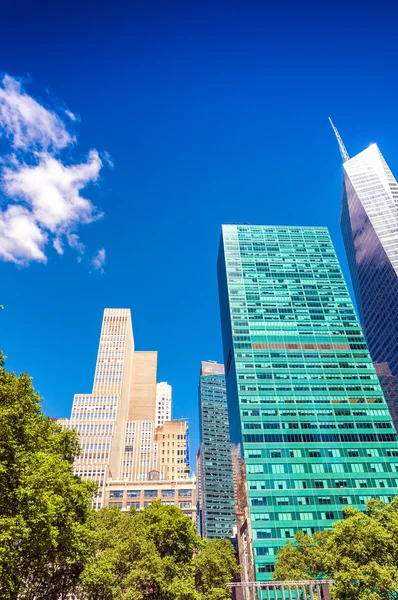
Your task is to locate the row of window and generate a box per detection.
[109,489,192,499]
[248,447,398,459]
[243,433,397,443]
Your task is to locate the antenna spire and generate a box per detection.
[329,117,350,163]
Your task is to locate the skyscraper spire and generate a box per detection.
[329,117,350,163]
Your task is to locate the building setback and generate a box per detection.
[336,133,398,378]
[58,308,195,521]
[156,382,172,427]
[198,361,236,539]
[217,224,398,581]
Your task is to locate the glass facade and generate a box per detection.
[198,362,236,539]
[217,224,398,581]
[341,143,398,377]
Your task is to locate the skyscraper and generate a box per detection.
[333,123,398,378]
[218,224,398,582]
[58,308,196,521]
[198,361,236,539]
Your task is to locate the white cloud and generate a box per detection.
[0,75,73,151]
[92,248,106,273]
[3,151,102,233]
[0,205,47,264]
[0,74,108,267]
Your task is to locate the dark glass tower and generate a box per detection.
[338,140,398,377]
[198,361,236,539]
[218,224,398,582]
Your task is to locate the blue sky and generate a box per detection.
[1,0,398,459]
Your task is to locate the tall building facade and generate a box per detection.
[218,225,398,581]
[59,309,196,522]
[198,361,236,539]
[156,382,172,427]
[337,138,398,377]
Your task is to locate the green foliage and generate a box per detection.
[274,497,398,599]
[78,502,239,600]
[0,352,238,599]
[0,351,96,599]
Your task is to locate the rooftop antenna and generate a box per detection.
[329,117,350,163]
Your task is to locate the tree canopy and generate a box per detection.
[0,352,238,599]
[274,497,398,599]
[0,351,96,599]
[78,501,239,600]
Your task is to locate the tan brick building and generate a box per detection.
[58,308,196,523]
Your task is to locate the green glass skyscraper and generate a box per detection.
[198,361,236,539]
[217,224,398,582]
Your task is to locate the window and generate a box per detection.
[257,564,275,573]
[179,501,191,509]
[256,547,272,555]
[351,464,364,473]
[144,490,158,498]
[348,450,359,457]
[331,464,345,473]
[271,451,282,458]
[367,449,379,457]
[257,529,272,538]
[127,490,140,498]
[338,497,351,505]
[370,464,383,473]
[328,449,341,458]
[300,512,313,520]
[272,464,285,474]
[275,481,287,490]
[335,480,347,488]
[292,464,305,474]
[297,497,310,506]
[356,479,368,489]
[109,490,124,498]
[108,502,122,509]
[290,450,302,458]
[252,497,268,507]
[162,489,175,497]
[318,497,331,505]
[279,513,292,521]
[281,528,294,538]
[126,501,140,509]
[178,489,192,497]
[309,451,321,458]
[312,464,325,473]
[276,497,290,506]
[322,512,335,520]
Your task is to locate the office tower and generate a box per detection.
[198,361,236,539]
[59,308,196,521]
[218,225,398,582]
[332,122,398,378]
[156,382,172,427]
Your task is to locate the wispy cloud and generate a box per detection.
[0,75,73,151]
[0,74,108,266]
[92,248,106,273]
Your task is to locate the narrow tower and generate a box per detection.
[198,361,236,539]
[331,120,398,378]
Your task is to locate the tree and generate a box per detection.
[79,501,239,600]
[274,497,398,599]
[0,352,96,599]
